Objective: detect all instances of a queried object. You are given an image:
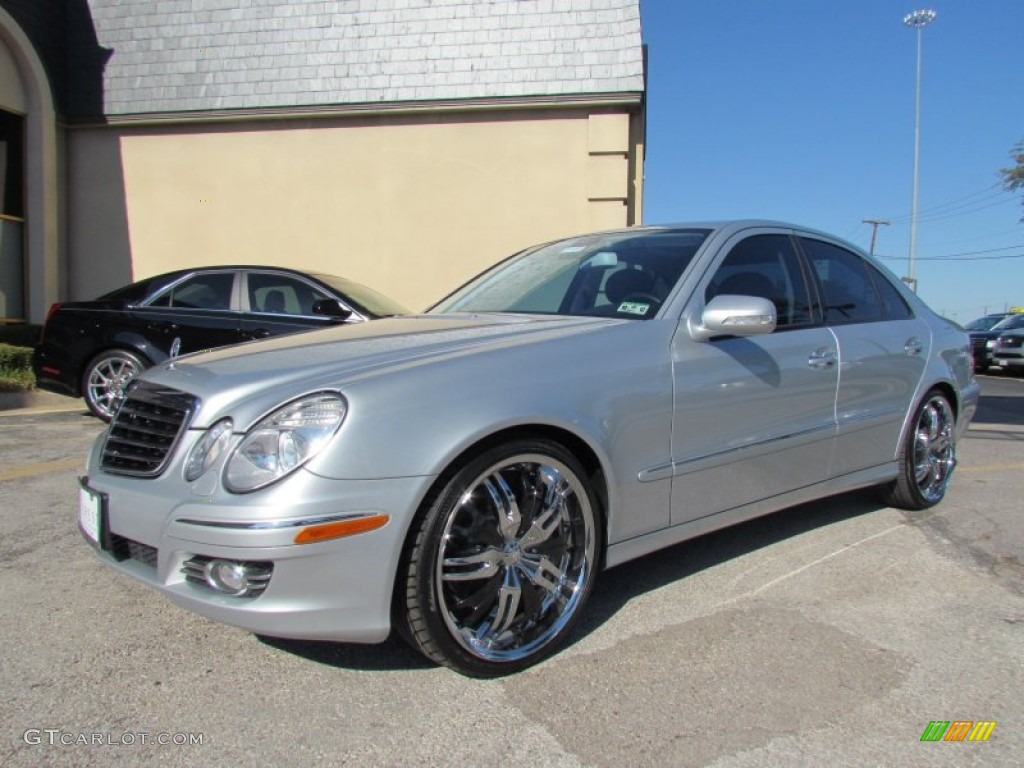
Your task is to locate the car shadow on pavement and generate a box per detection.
[575,489,885,640]
[259,489,884,674]
[974,394,1024,427]
[257,632,437,672]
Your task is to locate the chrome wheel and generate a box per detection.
[399,439,600,676]
[438,454,595,662]
[83,350,146,421]
[912,394,956,503]
[883,390,957,510]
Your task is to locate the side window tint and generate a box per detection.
[800,238,884,324]
[249,273,330,316]
[705,234,813,328]
[867,264,913,319]
[151,273,234,310]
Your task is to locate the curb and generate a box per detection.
[0,390,86,416]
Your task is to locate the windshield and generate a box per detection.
[430,229,711,320]
[310,273,410,318]
[964,314,1008,331]
[991,314,1024,332]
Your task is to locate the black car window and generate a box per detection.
[148,273,234,310]
[705,234,813,328]
[100,274,180,303]
[866,263,913,319]
[799,238,884,324]
[991,314,1024,332]
[248,273,331,316]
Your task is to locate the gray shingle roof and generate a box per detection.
[83,0,644,117]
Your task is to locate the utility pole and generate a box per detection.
[862,219,890,254]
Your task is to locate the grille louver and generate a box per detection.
[101,383,197,477]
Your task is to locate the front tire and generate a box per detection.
[82,349,148,421]
[882,390,957,510]
[397,438,600,677]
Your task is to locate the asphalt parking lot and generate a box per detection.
[2,376,1022,767]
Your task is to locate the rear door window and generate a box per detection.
[799,238,883,324]
[148,272,235,310]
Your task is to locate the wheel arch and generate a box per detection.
[80,343,154,384]
[896,379,960,457]
[389,422,611,619]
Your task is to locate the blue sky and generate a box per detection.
[639,0,1024,322]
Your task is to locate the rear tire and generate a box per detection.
[82,349,148,422]
[396,438,601,677]
[882,390,956,510]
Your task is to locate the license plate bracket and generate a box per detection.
[78,479,110,551]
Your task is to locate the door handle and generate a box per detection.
[809,348,838,369]
[905,337,923,356]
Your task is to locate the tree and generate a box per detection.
[1001,138,1024,219]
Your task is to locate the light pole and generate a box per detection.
[903,8,937,292]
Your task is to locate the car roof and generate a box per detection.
[144,265,343,280]
[575,219,855,238]
[559,219,868,253]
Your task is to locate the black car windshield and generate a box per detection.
[964,314,1009,331]
[991,314,1024,332]
[430,229,711,320]
[310,274,410,318]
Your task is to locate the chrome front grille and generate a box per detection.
[101,382,198,477]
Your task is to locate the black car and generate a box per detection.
[966,312,1024,372]
[34,266,408,420]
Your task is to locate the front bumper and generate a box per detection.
[994,352,1024,371]
[82,433,435,643]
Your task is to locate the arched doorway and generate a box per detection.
[0,6,60,325]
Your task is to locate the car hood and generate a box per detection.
[139,313,626,427]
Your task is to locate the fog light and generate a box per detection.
[208,560,248,594]
[182,557,273,597]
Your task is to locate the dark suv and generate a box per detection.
[34,266,407,420]
[965,313,1024,372]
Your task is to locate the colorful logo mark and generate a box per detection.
[920,721,997,742]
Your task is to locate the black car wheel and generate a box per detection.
[82,349,149,421]
[397,438,600,677]
[882,390,956,510]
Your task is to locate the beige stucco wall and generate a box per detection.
[66,107,642,311]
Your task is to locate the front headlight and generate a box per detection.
[184,418,233,481]
[225,393,347,493]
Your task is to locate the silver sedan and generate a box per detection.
[79,220,979,676]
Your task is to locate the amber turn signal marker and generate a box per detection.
[293,514,389,544]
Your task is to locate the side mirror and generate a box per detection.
[311,298,353,321]
[689,295,776,342]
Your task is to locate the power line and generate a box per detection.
[911,195,1016,225]
[881,182,1005,223]
[878,250,1024,262]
